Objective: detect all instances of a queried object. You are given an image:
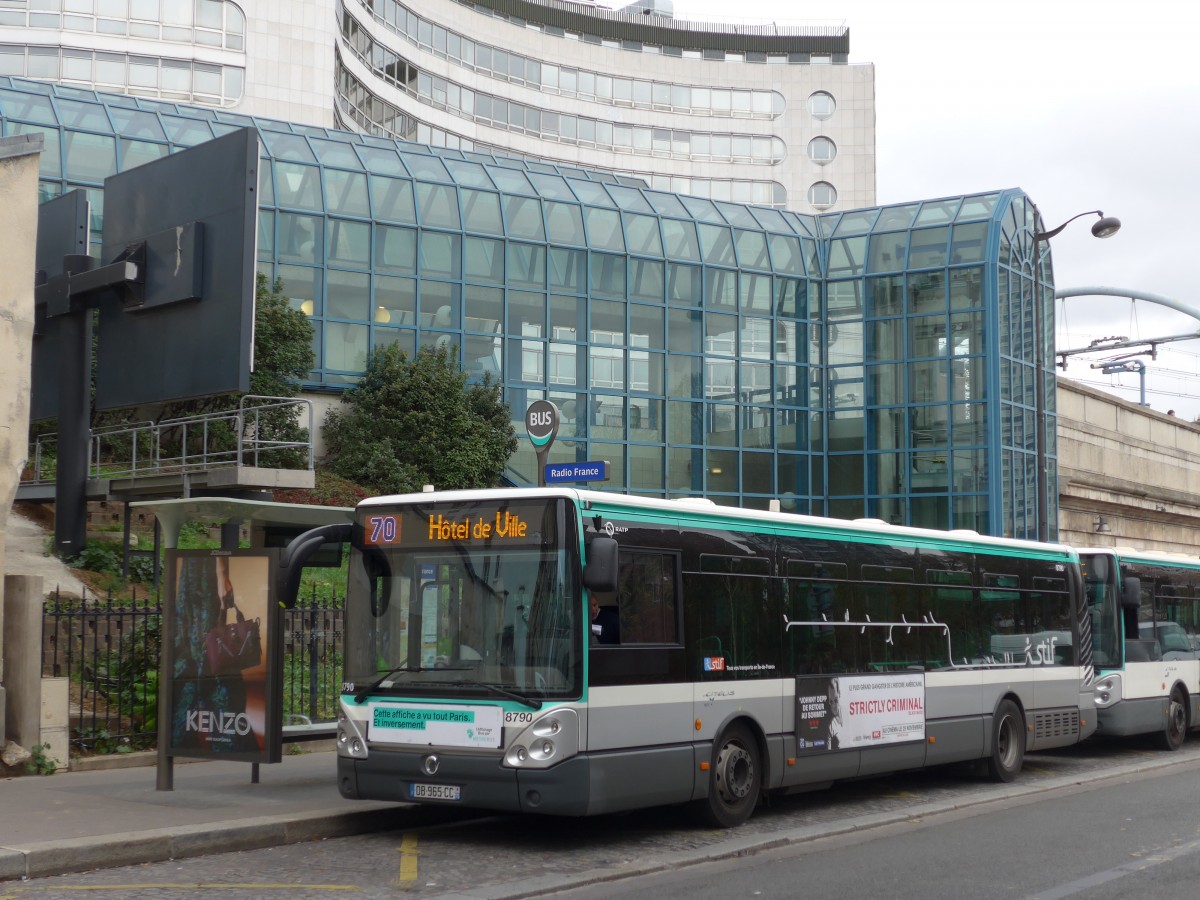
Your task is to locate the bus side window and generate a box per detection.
[617,551,679,644]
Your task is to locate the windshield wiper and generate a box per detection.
[353,666,485,703]
[359,678,542,710]
[479,682,542,710]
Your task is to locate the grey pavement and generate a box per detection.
[3,740,1200,894]
[0,749,407,882]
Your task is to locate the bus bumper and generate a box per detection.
[338,749,592,816]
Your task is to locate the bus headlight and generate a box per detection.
[504,708,578,769]
[1093,674,1123,708]
[338,700,369,759]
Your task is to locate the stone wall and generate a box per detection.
[0,134,44,744]
[1058,378,1200,553]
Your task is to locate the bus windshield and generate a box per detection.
[344,497,581,701]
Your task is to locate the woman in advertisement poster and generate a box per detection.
[170,554,266,754]
[826,678,844,750]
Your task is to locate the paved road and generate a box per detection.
[4,737,1196,899]
[542,744,1200,899]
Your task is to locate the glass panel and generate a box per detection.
[505,195,545,240]
[662,219,701,261]
[589,253,627,299]
[277,213,322,264]
[118,138,167,171]
[375,225,416,274]
[419,232,461,279]
[275,161,322,210]
[261,131,315,162]
[374,274,417,326]
[399,151,450,182]
[325,169,370,217]
[327,219,370,267]
[325,322,369,372]
[585,206,625,252]
[63,131,115,182]
[624,213,663,257]
[277,264,322,316]
[549,247,586,294]
[420,280,460,331]
[311,138,364,169]
[909,226,949,268]
[461,188,503,234]
[508,242,546,289]
[630,258,665,303]
[509,289,545,336]
[108,106,165,139]
[867,232,907,273]
[464,236,504,284]
[545,201,584,245]
[327,269,370,321]
[698,224,736,266]
[415,182,460,229]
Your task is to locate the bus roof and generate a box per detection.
[359,487,1076,559]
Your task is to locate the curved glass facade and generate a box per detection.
[3,77,1052,539]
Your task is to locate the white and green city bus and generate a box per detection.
[1082,548,1200,750]
[282,488,1097,826]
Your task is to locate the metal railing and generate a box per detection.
[42,587,344,755]
[23,396,314,484]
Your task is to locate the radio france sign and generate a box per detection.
[525,400,560,449]
[544,460,610,484]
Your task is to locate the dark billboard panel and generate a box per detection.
[30,189,88,422]
[96,127,258,411]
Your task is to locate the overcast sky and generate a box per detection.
[670,0,1200,416]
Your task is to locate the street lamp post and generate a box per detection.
[1031,209,1121,543]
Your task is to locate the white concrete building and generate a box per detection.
[0,0,876,212]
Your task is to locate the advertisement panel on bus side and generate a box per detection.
[796,673,926,754]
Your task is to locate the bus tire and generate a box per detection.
[695,723,761,828]
[1161,686,1188,751]
[986,699,1024,782]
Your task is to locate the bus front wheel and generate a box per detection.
[986,699,1025,782]
[695,723,761,828]
[1161,686,1188,751]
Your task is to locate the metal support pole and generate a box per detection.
[54,254,94,559]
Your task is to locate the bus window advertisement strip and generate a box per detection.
[367,703,504,749]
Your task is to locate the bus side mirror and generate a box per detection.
[278,522,353,608]
[1121,576,1142,611]
[1086,554,1110,583]
[583,537,619,593]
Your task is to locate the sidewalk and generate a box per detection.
[0,750,405,882]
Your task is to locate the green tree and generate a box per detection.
[322,342,516,494]
[241,273,316,468]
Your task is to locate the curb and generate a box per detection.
[0,807,401,882]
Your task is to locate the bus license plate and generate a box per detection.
[410,782,461,801]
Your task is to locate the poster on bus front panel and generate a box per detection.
[160,550,282,764]
[795,673,926,754]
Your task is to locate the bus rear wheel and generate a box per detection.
[695,723,761,827]
[986,699,1025,782]
[1161,687,1188,751]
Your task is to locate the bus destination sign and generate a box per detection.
[361,508,535,547]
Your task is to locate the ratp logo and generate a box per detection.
[703,657,726,672]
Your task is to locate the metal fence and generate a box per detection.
[42,587,344,755]
[23,395,314,485]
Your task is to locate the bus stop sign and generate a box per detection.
[525,400,560,450]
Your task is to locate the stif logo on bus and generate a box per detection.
[703,657,726,672]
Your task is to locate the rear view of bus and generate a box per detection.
[1083,549,1200,749]
[335,489,608,814]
